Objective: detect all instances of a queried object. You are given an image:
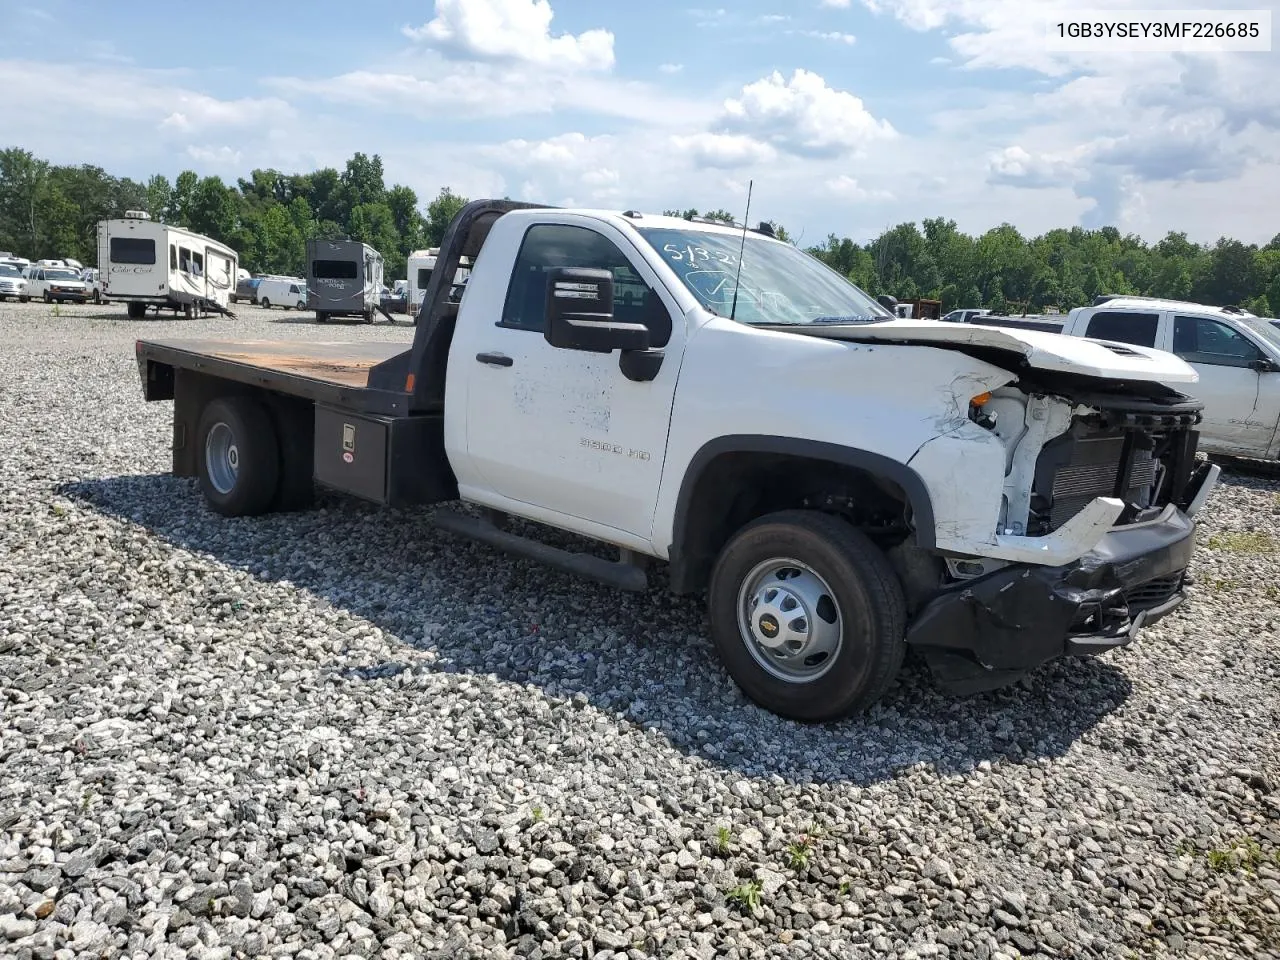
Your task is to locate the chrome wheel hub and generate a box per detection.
[205,422,239,495]
[737,559,843,683]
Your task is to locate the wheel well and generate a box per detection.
[669,446,933,595]
[172,370,313,479]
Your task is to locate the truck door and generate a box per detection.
[1170,314,1273,457]
[462,219,683,540]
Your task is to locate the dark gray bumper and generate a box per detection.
[907,505,1198,695]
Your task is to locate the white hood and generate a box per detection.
[817,318,1198,384]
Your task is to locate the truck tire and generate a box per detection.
[127,302,146,319]
[707,510,907,722]
[261,297,272,309]
[196,396,281,517]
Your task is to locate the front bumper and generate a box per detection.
[907,463,1218,694]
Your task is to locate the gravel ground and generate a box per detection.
[1,298,1278,960]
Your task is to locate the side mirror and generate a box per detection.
[544,267,650,354]
[1250,357,1280,373]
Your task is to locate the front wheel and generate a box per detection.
[708,510,907,722]
[43,292,52,303]
[196,396,281,517]
[260,297,271,309]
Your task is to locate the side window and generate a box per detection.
[501,223,672,346]
[170,244,177,270]
[192,252,203,276]
[1085,311,1159,347]
[1173,316,1263,368]
[179,247,191,273]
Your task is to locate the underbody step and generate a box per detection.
[432,508,649,592]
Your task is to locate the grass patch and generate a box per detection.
[711,825,733,855]
[1207,530,1275,554]
[784,837,814,871]
[725,880,763,915]
[1206,837,1266,874]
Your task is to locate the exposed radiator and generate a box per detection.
[1047,436,1155,530]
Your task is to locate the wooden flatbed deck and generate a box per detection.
[137,339,415,415]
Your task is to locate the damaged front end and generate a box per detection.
[904,377,1222,694]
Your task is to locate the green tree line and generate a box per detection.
[0,147,466,282]
[806,218,1280,317]
[3,145,1278,314]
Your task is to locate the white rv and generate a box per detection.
[407,247,471,317]
[97,211,239,319]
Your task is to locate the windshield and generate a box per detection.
[636,227,893,326]
[47,269,79,280]
[1243,317,1280,352]
[0,265,20,278]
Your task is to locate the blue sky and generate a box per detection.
[3,0,1278,245]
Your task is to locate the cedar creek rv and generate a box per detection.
[98,212,238,318]
[306,239,383,324]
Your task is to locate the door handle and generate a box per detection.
[476,352,514,367]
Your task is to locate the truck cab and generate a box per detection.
[134,201,1221,721]
[1061,296,1280,460]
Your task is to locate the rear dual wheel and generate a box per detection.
[196,396,313,517]
[708,510,907,722]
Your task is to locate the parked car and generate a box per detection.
[978,295,1280,461]
[941,308,992,323]
[24,265,91,303]
[0,263,29,301]
[232,276,262,305]
[380,286,410,314]
[81,268,110,303]
[256,277,308,310]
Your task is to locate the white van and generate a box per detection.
[255,276,307,310]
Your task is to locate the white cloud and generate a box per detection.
[0,60,292,135]
[186,145,243,166]
[483,133,631,203]
[985,145,1079,189]
[670,133,779,168]
[717,69,896,158]
[659,63,684,74]
[403,0,615,71]
[800,30,857,43]
[826,174,894,200]
[820,0,852,6]
[270,62,710,127]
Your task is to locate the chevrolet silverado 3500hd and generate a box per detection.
[134,200,1221,721]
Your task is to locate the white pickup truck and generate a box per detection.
[977,296,1280,462]
[134,201,1220,721]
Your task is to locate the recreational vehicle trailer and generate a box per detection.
[407,247,471,322]
[98,212,239,319]
[306,239,383,323]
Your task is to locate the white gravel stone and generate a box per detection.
[0,300,1277,958]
